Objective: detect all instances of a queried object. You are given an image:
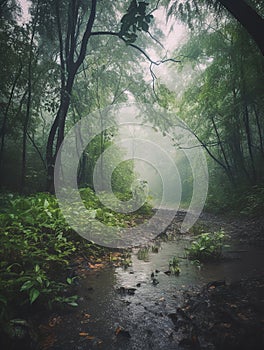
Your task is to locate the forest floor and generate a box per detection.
[5,210,264,350]
[174,212,264,350]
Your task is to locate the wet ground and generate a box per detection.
[39,211,264,350]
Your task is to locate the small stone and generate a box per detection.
[164,270,171,275]
[127,288,137,295]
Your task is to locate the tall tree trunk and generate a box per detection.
[219,0,264,55]
[21,2,39,192]
[240,57,257,184]
[211,115,232,178]
[46,69,79,194]
[231,90,250,183]
[0,64,22,187]
[253,105,264,160]
[46,0,97,193]
[242,101,257,183]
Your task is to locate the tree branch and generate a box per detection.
[27,132,46,170]
[75,0,97,70]
[90,31,180,66]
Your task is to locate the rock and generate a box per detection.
[206,280,226,290]
[136,283,141,287]
[127,288,137,295]
[117,286,126,295]
[151,272,155,278]
[152,278,159,285]
[164,270,171,275]
[117,286,137,295]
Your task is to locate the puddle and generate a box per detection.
[49,228,264,349]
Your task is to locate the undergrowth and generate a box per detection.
[0,188,152,324]
[186,230,228,262]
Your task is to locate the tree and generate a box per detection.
[167,0,264,55]
[172,19,264,187]
[0,2,60,191]
[218,0,264,55]
[36,0,155,193]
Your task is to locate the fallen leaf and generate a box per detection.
[79,332,89,336]
[40,334,57,350]
[115,326,122,335]
[221,323,231,328]
[227,303,238,308]
[237,313,248,321]
[86,335,95,340]
[48,316,62,327]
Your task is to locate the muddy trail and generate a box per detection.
[38,211,264,350]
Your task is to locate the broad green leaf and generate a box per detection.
[20,281,34,291]
[68,302,78,307]
[29,288,40,304]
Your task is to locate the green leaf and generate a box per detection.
[29,288,40,304]
[0,295,7,305]
[68,302,78,307]
[36,276,42,284]
[20,280,34,291]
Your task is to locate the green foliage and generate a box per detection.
[120,0,153,43]
[0,192,79,322]
[169,256,180,275]
[111,160,135,195]
[188,222,209,235]
[241,185,264,216]
[186,230,227,262]
[173,11,264,213]
[151,244,159,253]
[205,178,264,216]
[0,188,153,321]
[79,187,153,226]
[137,246,149,261]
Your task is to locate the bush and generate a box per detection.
[240,185,264,217]
[0,192,78,322]
[186,230,227,262]
[169,256,180,275]
[0,188,153,322]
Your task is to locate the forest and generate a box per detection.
[0,0,264,349]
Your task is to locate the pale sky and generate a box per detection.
[147,7,187,88]
[18,0,30,22]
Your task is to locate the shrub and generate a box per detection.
[0,188,153,322]
[169,256,180,275]
[186,230,227,262]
